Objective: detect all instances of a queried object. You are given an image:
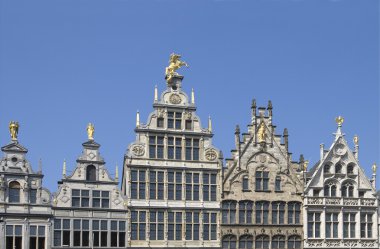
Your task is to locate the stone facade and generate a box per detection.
[221,101,305,249]
[0,136,52,249]
[303,122,378,249]
[121,75,223,248]
[52,136,127,248]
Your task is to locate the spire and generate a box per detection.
[353,135,359,160]
[154,85,158,102]
[320,143,324,161]
[191,88,195,104]
[283,128,288,151]
[115,163,119,181]
[136,110,140,127]
[334,116,344,139]
[235,125,240,150]
[251,99,257,124]
[372,163,377,188]
[267,100,273,117]
[62,159,67,178]
[208,115,212,132]
[38,158,42,173]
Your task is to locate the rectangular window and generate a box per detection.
[168,137,182,160]
[344,213,356,238]
[308,212,321,238]
[131,169,146,199]
[272,202,285,225]
[255,171,269,191]
[110,221,125,247]
[168,171,182,200]
[186,172,199,201]
[239,201,253,224]
[168,212,182,240]
[149,170,164,200]
[361,213,373,238]
[185,120,192,130]
[288,202,301,224]
[157,117,164,128]
[149,136,164,159]
[150,211,165,240]
[185,212,200,240]
[275,176,281,191]
[256,201,269,224]
[203,173,217,201]
[242,177,249,191]
[53,219,71,246]
[185,138,200,161]
[30,189,37,204]
[6,225,22,249]
[71,189,89,207]
[203,212,217,240]
[168,112,182,129]
[131,211,146,240]
[326,213,338,238]
[92,190,110,208]
[30,225,46,249]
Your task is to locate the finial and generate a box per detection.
[38,158,42,173]
[372,163,377,174]
[9,121,19,141]
[136,110,140,127]
[165,53,188,83]
[304,160,309,171]
[62,159,67,178]
[267,100,272,110]
[191,88,195,104]
[87,123,95,140]
[283,128,288,137]
[335,116,344,127]
[154,85,158,102]
[252,99,257,109]
[115,163,119,181]
[235,125,240,134]
[353,135,359,146]
[208,115,212,132]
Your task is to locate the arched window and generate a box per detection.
[272,202,285,224]
[255,170,269,191]
[324,164,330,174]
[335,163,342,174]
[255,235,269,249]
[86,165,96,181]
[242,176,249,191]
[347,164,355,174]
[288,235,301,249]
[239,235,253,249]
[324,182,337,197]
[222,201,237,224]
[256,201,269,224]
[342,182,354,197]
[222,235,237,249]
[9,181,21,203]
[239,201,253,224]
[272,235,285,249]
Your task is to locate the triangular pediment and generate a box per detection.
[1,142,28,153]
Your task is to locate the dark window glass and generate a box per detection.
[86,165,96,181]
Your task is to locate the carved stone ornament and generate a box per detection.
[132,145,145,157]
[259,155,267,163]
[205,149,218,161]
[60,195,70,203]
[157,109,166,118]
[169,93,181,104]
[334,143,347,156]
[184,111,192,119]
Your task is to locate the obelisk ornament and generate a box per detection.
[9,121,19,141]
[165,53,188,83]
[87,123,95,140]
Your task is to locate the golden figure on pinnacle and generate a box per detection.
[9,121,19,141]
[165,53,188,83]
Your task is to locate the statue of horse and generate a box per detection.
[165,53,188,82]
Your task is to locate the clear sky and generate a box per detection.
[0,0,379,192]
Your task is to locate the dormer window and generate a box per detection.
[324,182,337,197]
[9,181,21,203]
[86,165,96,181]
[324,164,330,174]
[185,120,192,130]
[342,182,354,197]
[347,164,354,174]
[168,112,182,129]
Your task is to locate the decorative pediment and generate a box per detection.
[1,142,28,153]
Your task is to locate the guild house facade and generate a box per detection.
[0,54,378,249]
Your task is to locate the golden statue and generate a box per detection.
[257,122,266,143]
[372,163,377,174]
[165,53,188,83]
[87,123,95,140]
[9,121,19,141]
[335,116,344,126]
[304,160,309,171]
[353,135,359,145]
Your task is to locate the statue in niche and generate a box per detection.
[257,122,266,143]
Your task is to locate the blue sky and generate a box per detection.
[0,0,379,192]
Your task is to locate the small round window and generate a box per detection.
[11,157,18,163]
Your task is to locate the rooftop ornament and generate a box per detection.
[165,53,188,83]
[9,121,19,141]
